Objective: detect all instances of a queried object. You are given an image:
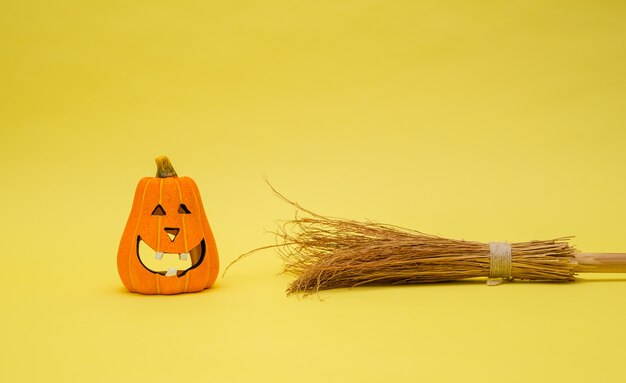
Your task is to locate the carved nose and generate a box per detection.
[164,227,180,242]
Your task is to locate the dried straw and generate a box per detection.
[231,185,579,295]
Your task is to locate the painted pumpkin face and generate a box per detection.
[117,156,219,294]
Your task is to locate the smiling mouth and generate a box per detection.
[136,236,205,277]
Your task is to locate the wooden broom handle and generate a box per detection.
[575,253,626,273]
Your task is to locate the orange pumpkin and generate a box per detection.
[117,156,219,294]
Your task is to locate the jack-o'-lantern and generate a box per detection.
[117,156,219,294]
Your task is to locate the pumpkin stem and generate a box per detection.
[155,155,178,178]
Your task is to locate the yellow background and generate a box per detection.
[2,1,626,381]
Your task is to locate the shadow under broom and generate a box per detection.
[229,184,626,295]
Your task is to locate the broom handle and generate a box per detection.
[575,253,626,273]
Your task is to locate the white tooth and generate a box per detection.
[155,252,164,260]
[179,252,189,261]
[165,268,177,277]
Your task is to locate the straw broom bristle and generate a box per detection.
[231,184,579,295]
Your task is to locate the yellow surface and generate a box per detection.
[2,1,626,382]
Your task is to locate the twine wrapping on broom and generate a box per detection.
[487,242,512,286]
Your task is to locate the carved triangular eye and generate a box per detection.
[151,205,166,216]
[178,204,191,214]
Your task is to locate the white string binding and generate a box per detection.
[487,242,512,286]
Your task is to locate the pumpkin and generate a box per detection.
[117,156,219,294]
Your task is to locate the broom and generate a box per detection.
[230,184,626,295]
